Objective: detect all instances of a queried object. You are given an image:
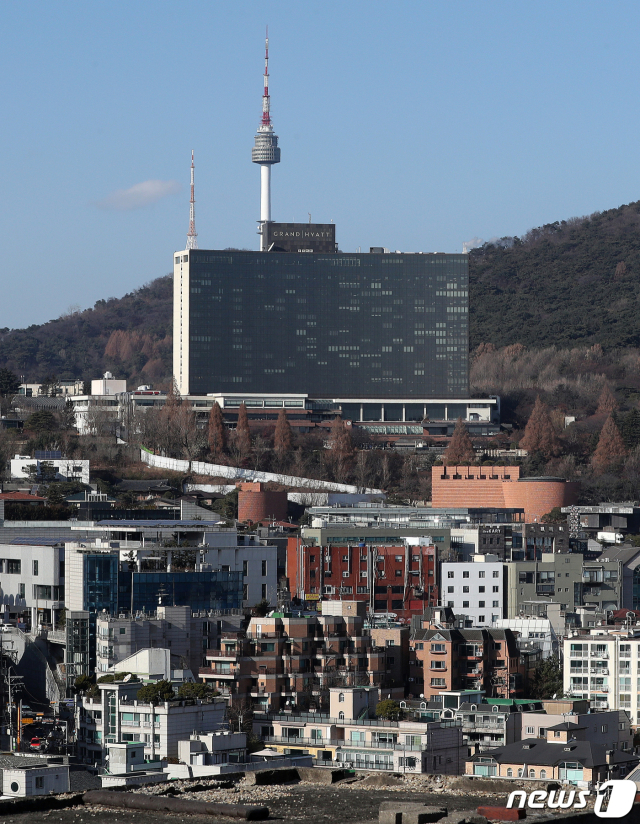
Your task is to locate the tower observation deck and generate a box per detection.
[252,30,280,250]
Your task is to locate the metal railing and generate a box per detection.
[262,734,423,751]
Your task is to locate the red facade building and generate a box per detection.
[287,538,439,620]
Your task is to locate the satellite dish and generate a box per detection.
[123,674,132,682]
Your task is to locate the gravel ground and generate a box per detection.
[0,775,599,824]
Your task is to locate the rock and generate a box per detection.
[361,774,403,788]
[438,813,488,824]
[379,803,448,824]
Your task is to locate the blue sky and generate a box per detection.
[2,0,640,328]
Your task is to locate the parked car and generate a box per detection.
[29,736,42,751]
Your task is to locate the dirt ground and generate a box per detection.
[0,784,509,824]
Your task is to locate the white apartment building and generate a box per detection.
[77,654,226,766]
[0,542,65,628]
[564,628,640,725]
[441,555,505,627]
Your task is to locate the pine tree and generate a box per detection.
[596,383,618,415]
[207,401,227,458]
[443,417,475,465]
[519,396,561,458]
[235,402,252,459]
[591,414,628,475]
[619,409,640,451]
[274,408,293,461]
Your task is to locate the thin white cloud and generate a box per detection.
[96,179,181,210]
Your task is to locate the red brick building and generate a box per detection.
[431,466,579,523]
[286,538,438,620]
[237,482,288,524]
[409,625,524,700]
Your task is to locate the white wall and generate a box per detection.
[141,450,383,494]
[441,560,505,626]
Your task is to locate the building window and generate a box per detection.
[493,571,499,578]
[463,586,469,593]
[261,560,267,576]
[493,586,499,592]
[478,586,485,593]
[462,601,469,608]
[447,571,454,578]
[478,601,485,608]
[339,693,345,702]
[463,571,469,578]
[478,616,485,623]
[478,571,485,579]
[33,560,39,576]
[35,776,44,788]
[447,586,454,593]
[261,584,267,599]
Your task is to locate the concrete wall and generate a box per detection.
[141,450,382,494]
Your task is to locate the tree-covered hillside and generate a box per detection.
[469,200,640,349]
[0,276,172,386]
[5,198,640,386]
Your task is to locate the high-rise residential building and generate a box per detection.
[173,248,469,400]
[563,628,640,723]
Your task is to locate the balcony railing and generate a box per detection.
[262,734,422,751]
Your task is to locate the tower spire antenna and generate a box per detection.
[252,26,281,251]
[186,149,198,250]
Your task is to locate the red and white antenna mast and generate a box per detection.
[262,26,271,128]
[186,150,198,250]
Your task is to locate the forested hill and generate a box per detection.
[4,199,640,385]
[469,200,640,350]
[0,276,173,386]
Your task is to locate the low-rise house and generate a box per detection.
[517,708,632,753]
[465,723,638,786]
[253,687,463,775]
[10,454,89,484]
[401,691,543,755]
[0,759,70,796]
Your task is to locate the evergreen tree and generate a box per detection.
[274,408,293,461]
[591,414,627,475]
[207,401,227,457]
[443,417,475,465]
[529,655,563,699]
[235,402,252,458]
[0,368,19,398]
[596,383,618,415]
[519,396,561,458]
[619,409,640,450]
[137,680,175,703]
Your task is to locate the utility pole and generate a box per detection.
[1,634,22,752]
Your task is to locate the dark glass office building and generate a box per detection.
[174,250,468,398]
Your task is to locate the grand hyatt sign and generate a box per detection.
[266,222,336,253]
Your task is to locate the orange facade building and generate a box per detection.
[431,466,578,523]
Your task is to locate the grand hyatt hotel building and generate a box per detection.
[173,225,499,436]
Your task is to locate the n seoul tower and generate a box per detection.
[251,28,281,250]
